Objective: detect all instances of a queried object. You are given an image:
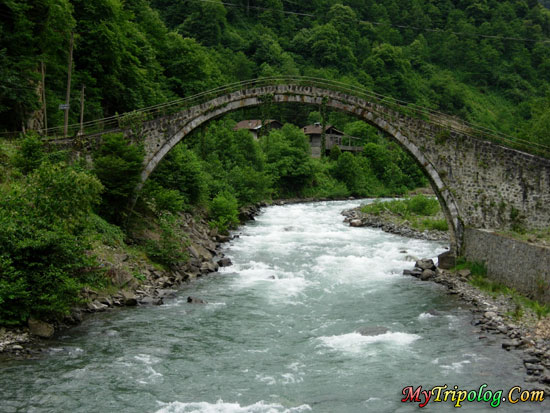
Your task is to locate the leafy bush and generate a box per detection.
[0,163,103,324]
[418,218,449,231]
[407,195,439,216]
[13,132,44,174]
[263,125,315,197]
[209,191,239,233]
[144,213,188,267]
[227,165,272,205]
[362,195,440,217]
[142,181,186,214]
[83,213,125,247]
[150,144,207,206]
[328,145,342,161]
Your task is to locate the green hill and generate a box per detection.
[1,0,549,144]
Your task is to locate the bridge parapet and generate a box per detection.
[44,79,550,254]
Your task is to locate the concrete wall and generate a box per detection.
[463,228,550,303]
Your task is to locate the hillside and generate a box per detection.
[0,0,549,145]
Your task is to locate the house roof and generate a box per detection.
[302,123,344,135]
[233,119,281,131]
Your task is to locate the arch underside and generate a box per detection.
[141,86,462,253]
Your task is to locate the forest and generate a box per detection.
[1,0,550,142]
[1,0,550,324]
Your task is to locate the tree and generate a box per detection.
[93,133,144,223]
[263,124,315,196]
[177,0,227,47]
[0,162,102,324]
[149,143,207,206]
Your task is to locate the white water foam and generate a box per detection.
[134,354,161,365]
[441,360,471,372]
[318,331,420,354]
[155,400,312,413]
[418,312,436,320]
[229,261,312,300]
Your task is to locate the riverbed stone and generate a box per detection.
[502,339,521,350]
[139,296,163,306]
[457,269,472,279]
[416,259,436,271]
[218,257,233,267]
[349,219,363,227]
[88,300,108,312]
[187,296,207,304]
[121,291,138,306]
[420,269,436,281]
[28,319,54,338]
[200,261,219,274]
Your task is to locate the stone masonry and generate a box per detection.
[81,84,550,254]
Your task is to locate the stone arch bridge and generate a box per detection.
[59,77,550,255]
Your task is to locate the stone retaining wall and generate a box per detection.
[463,228,550,303]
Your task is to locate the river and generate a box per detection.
[0,200,546,412]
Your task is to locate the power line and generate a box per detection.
[197,0,550,45]
[364,20,550,44]
[198,0,314,17]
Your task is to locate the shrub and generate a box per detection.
[0,163,103,324]
[142,181,186,214]
[150,144,207,206]
[407,194,439,216]
[144,213,188,267]
[13,132,44,174]
[419,218,449,231]
[227,165,272,205]
[329,145,342,161]
[209,191,239,233]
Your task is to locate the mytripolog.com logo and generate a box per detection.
[401,384,545,408]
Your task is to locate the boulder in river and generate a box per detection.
[28,319,54,338]
[349,219,363,227]
[415,258,436,271]
[139,296,163,306]
[356,326,389,336]
[420,269,436,281]
[187,296,207,304]
[218,257,233,267]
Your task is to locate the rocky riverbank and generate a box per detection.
[342,202,550,394]
[405,259,550,395]
[341,205,449,242]
[0,207,245,357]
[2,197,346,357]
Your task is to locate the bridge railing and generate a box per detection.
[27,76,550,158]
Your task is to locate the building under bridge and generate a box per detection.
[234,120,363,157]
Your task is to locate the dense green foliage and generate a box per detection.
[1,0,549,145]
[143,119,427,231]
[2,0,550,325]
[93,133,144,223]
[0,157,103,324]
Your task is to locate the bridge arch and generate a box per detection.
[136,82,463,253]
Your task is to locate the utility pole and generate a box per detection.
[41,61,47,134]
[63,32,74,138]
[79,84,85,135]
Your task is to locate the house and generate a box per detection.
[302,122,363,158]
[233,119,283,140]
